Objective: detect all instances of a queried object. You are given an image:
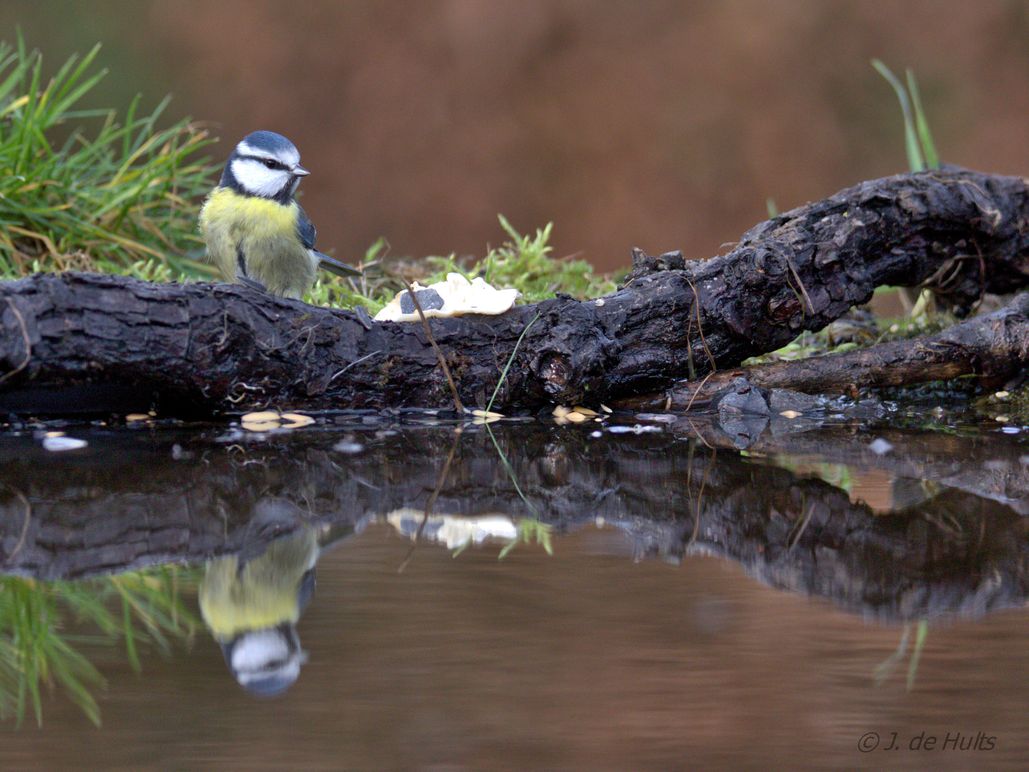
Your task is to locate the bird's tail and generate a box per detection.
[314,250,362,277]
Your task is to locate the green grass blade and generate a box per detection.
[872,59,925,172]
[0,37,218,280]
[486,311,541,413]
[906,69,939,169]
[906,619,928,691]
[121,595,140,673]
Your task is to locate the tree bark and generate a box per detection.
[615,291,1029,412]
[1,167,1027,414]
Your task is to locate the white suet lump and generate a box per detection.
[375,273,520,322]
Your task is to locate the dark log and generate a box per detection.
[615,291,1029,411]
[0,423,1025,622]
[1,167,1028,414]
[673,418,1029,515]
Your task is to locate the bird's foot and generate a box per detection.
[238,275,268,293]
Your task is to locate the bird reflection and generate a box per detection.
[198,525,319,696]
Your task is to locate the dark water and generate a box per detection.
[0,412,1026,769]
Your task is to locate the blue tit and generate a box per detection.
[198,130,360,299]
[198,526,319,696]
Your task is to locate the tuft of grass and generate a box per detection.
[498,519,554,560]
[0,37,217,280]
[305,237,396,312]
[0,566,198,727]
[426,215,618,303]
[0,37,613,309]
[307,216,618,313]
[872,59,940,174]
[905,70,939,170]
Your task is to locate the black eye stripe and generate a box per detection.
[239,155,287,170]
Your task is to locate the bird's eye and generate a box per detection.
[262,159,279,169]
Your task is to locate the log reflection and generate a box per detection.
[0,421,1023,624]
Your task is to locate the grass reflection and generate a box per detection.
[875,620,930,692]
[0,566,198,727]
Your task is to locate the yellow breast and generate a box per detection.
[199,556,303,640]
[199,187,299,240]
[199,188,315,298]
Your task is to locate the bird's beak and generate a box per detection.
[293,165,310,177]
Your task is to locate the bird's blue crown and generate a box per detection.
[238,130,299,158]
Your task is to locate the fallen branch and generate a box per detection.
[0,167,1027,414]
[616,291,1029,411]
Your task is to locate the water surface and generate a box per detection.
[0,413,1026,769]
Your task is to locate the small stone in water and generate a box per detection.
[779,410,801,419]
[564,411,587,423]
[995,415,1010,423]
[43,436,87,452]
[333,440,365,454]
[608,424,662,434]
[868,438,893,455]
[636,413,676,423]
[994,391,1010,400]
[126,413,150,422]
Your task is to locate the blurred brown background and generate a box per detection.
[4,0,1029,271]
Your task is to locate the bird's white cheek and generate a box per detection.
[231,159,288,197]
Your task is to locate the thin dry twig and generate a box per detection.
[398,432,460,573]
[684,274,716,373]
[685,309,696,381]
[687,447,716,547]
[683,370,718,412]
[329,349,384,384]
[399,277,464,413]
[685,417,715,450]
[783,254,815,315]
[3,486,32,563]
[0,298,32,385]
[787,499,814,552]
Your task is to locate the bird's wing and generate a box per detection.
[295,204,318,250]
[296,203,362,277]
